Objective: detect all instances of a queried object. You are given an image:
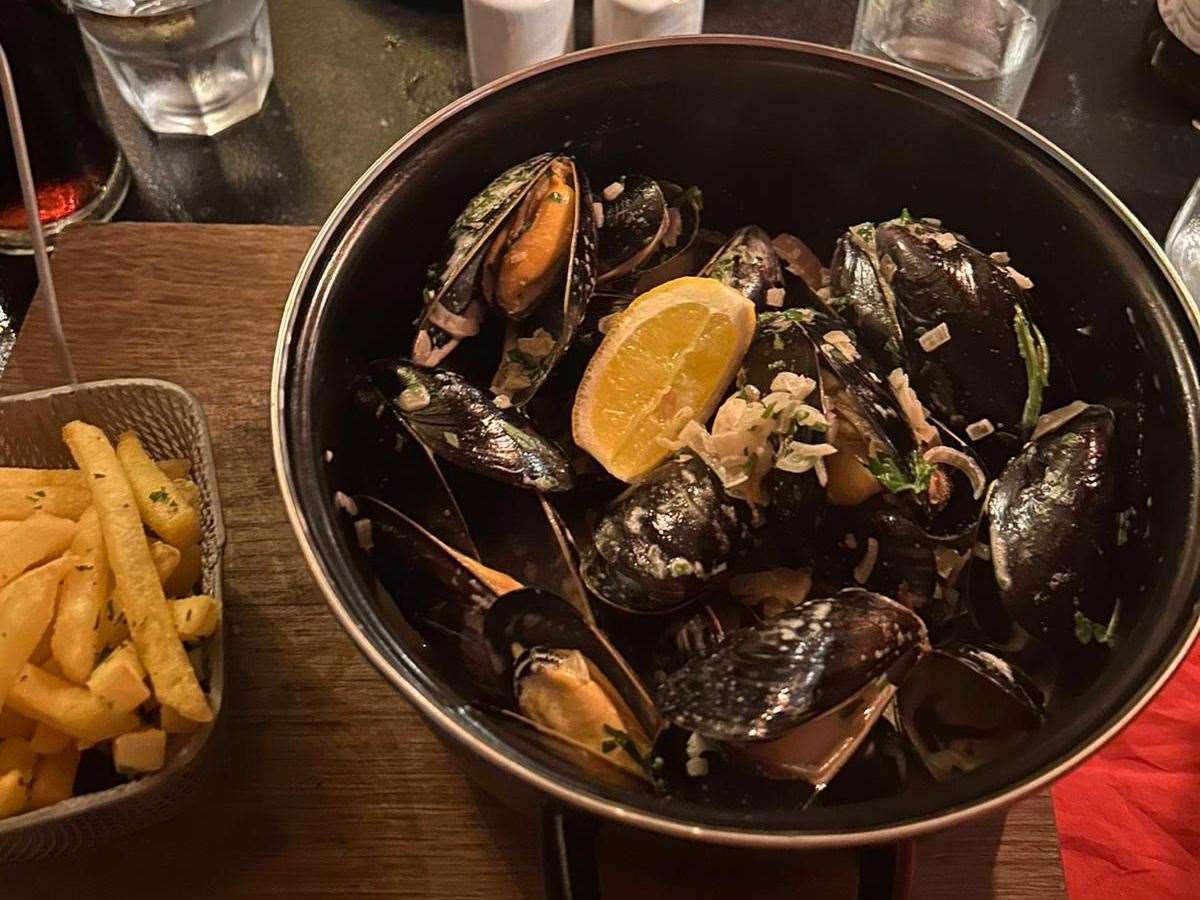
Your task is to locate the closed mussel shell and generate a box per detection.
[370,359,574,492]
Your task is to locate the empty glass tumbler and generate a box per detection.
[72,0,273,136]
[851,0,1061,115]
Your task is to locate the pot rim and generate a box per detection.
[271,34,1200,848]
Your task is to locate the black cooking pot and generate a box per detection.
[272,36,1200,897]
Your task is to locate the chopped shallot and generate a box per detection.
[592,201,604,228]
[822,330,860,363]
[602,181,623,201]
[965,418,995,441]
[1030,400,1091,442]
[853,537,879,585]
[765,287,785,308]
[918,322,951,352]
[887,369,938,444]
[1006,265,1034,290]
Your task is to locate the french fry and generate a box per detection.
[62,422,211,723]
[0,468,86,489]
[29,745,80,810]
[0,486,90,520]
[115,431,200,549]
[5,663,140,744]
[0,738,36,782]
[86,641,149,713]
[159,704,202,734]
[113,728,166,774]
[149,541,181,585]
[0,770,27,819]
[0,512,76,590]
[0,708,35,740]
[171,595,221,641]
[0,558,74,706]
[172,478,201,512]
[28,721,71,755]
[96,596,129,652]
[156,458,190,481]
[51,507,111,684]
[164,542,203,598]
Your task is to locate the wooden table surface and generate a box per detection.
[0,224,1066,899]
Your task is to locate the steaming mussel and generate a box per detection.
[581,454,755,614]
[412,152,597,405]
[980,403,1118,647]
[370,360,574,492]
[897,644,1043,782]
[483,586,662,786]
[657,589,929,786]
[875,216,1048,440]
[827,223,906,371]
[700,225,785,309]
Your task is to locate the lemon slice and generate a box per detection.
[572,276,756,482]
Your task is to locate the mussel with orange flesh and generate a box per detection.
[413,153,554,368]
[484,586,662,784]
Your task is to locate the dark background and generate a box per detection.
[1,0,1197,362]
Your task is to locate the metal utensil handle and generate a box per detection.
[0,40,78,387]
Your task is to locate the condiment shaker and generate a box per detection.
[593,0,705,46]
[463,0,575,88]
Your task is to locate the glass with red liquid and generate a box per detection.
[0,0,129,254]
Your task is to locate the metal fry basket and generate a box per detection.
[0,44,227,861]
[0,381,227,862]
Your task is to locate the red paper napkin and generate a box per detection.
[1054,639,1200,899]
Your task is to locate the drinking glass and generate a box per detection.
[851,0,1061,116]
[1166,177,1200,303]
[71,0,273,136]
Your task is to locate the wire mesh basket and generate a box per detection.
[0,379,227,862]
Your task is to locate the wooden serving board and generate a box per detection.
[0,224,1066,899]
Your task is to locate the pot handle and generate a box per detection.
[541,806,601,900]
[539,806,913,900]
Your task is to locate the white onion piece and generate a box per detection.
[1030,400,1091,443]
[923,445,987,499]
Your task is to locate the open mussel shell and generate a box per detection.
[484,587,662,756]
[369,359,574,492]
[982,403,1118,647]
[582,454,755,614]
[875,217,1044,437]
[596,175,669,282]
[657,588,929,742]
[413,152,555,367]
[897,644,1044,782]
[700,225,785,309]
[489,157,599,406]
[617,181,707,293]
[827,224,907,372]
[354,495,513,701]
[816,717,909,805]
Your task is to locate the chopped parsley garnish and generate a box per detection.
[882,336,904,364]
[898,207,915,224]
[600,724,664,786]
[868,450,934,496]
[772,333,785,351]
[149,489,170,503]
[1074,609,1117,647]
[761,402,777,419]
[1014,305,1050,429]
[767,359,787,371]
[680,185,703,211]
[548,191,565,203]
